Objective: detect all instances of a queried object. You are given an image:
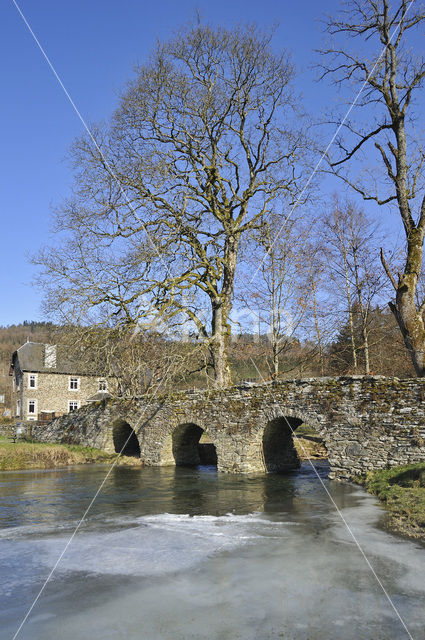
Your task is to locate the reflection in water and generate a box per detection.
[0,460,377,529]
[1,462,424,640]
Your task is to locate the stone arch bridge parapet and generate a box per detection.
[32,376,425,480]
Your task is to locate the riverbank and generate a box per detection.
[358,463,425,542]
[293,424,328,460]
[0,437,141,470]
[294,434,328,460]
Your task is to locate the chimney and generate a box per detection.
[44,344,57,368]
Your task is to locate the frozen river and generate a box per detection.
[0,462,424,639]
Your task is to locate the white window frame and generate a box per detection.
[16,399,21,417]
[68,401,79,412]
[12,377,15,392]
[28,399,37,416]
[28,373,37,389]
[17,375,21,392]
[69,377,80,391]
[98,379,108,392]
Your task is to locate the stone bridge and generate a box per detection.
[33,376,425,480]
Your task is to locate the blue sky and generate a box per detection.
[0,0,415,325]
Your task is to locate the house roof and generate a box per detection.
[12,342,105,376]
[86,391,112,403]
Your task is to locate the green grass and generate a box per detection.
[359,462,425,539]
[0,437,140,471]
[295,423,318,436]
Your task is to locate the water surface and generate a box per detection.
[0,462,424,640]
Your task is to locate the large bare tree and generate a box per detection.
[35,23,308,388]
[320,0,425,375]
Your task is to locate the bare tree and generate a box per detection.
[319,0,425,375]
[35,23,309,388]
[245,215,312,379]
[58,322,207,397]
[322,198,386,374]
[305,244,329,376]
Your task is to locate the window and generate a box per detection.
[69,377,80,391]
[28,400,36,415]
[29,374,37,389]
[98,379,107,392]
[69,401,79,412]
[17,375,21,391]
[12,377,15,392]
[16,400,21,417]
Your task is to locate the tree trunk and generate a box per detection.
[390,299,425,376]
[388,120,425,377]
[271,275,279,380]
[272,337,279,380]
[210,301,232,388]
[390,234,425,377]
[352,248,370,374]
[362,323,370,375]
[311,279,325,376]
[209,234,238,388]
[343,255,358,373]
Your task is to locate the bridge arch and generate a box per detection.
[112,418,141,457]
[262,416,302,473]
[247,408,328,474]
[161,422,218,467]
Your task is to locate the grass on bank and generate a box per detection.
[0,437,141,471]
[359,462,425,540]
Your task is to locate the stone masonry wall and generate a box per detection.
[32,376,425,480]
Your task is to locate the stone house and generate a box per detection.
[10,341,115,422]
